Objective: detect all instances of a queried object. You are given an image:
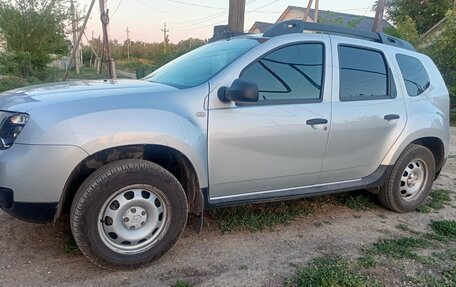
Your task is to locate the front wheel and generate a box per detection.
[70,159,188,269]
[378,144,436,212]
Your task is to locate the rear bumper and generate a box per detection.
[0,187,57,223]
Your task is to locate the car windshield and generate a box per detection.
[143,38,261,88]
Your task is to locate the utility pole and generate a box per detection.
[63,0,96,80]
[228,0,246,32]
[84,32,99,65]
[303,0,313,22]
[373,0,386,32]
[90,30,94,67]
[314,0,319,23]
[126,27,131,61]
[100,0,115,79]
[97,35,103,74]
[161,23,169,53]
[69,0,80,74]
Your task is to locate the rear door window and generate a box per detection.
[339,45,392,101]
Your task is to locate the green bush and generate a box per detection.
[0,77,28,93]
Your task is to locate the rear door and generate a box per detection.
[320,37,407,183]
[208,37,332,200]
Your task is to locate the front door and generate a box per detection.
[208,40,332,200]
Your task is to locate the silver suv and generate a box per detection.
[0,21,450,269]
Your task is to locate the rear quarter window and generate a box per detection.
[396,54,430,97]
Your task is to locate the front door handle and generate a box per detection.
[384,114,400,121]
[306,118,328,125]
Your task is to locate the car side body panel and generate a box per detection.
[380,48,450,166]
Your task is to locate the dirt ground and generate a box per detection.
[0,128,455,287]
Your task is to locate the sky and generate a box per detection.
[76,0,377,43]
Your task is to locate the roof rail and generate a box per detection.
[209,31,249,43]
[262,20,416,51]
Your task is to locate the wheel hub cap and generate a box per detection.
[399,159,428,201]
[122,207,147,229]
[98,185,170,255]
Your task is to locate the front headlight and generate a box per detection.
[0,111,29,150]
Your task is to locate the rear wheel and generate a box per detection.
[70,159,188,269]
[378,144,435,212]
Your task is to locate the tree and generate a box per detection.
[0,0,69,77]
[423,10,456,107]
[379,0,453,34]
[395,16,420,45]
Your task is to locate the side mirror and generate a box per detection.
[218,79,259,103]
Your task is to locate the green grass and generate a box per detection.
[62,234,81,256]
[207,191,380,234]
[445,266,456,283]
[431,220,456,239]
[116,59,155,74]
[343,194,377,211]
[286,255,381,287]
[417,189,452,213]
[396,223,421,235]
[239,264,249,271]
[354,220,456,286]
[372,237,431,259]
[357,254,377,268]
[406,265,456,286]
[423,232,450,243]
[64,67,111,80]
[173,281,194,287]
[207,200,314,233]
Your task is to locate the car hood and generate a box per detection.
[0,79,178,112]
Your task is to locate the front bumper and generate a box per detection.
[0,187,57,223]
[0,144,88,223]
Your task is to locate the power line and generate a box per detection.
[168,0,279,13]
[172,20,226,32]
[247,0,279,12]
[168,10,226,25]
[167,0,225,10]
[134,0,192,22]
[363,0,374,16]
[170,12,227,29]
[111,0,124,18]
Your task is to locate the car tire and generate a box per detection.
[70,159,188,270]
[378,144,435,212]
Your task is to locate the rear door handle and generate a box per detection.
[306,118,328,125]
[384,114,400,121]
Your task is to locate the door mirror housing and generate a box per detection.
[218,79,259,103]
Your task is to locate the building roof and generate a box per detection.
[249,21,274,33]
[249,5,393,34]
